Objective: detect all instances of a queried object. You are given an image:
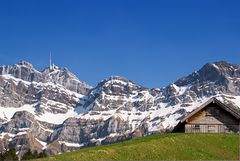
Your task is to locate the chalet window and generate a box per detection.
[192,124,200,132]
[208,125,216,132]
[194,125,200,129]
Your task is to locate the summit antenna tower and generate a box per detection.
[49,51,52,70]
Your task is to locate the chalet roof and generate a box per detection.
[179,97,240,123]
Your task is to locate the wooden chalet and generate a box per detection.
[173,97,240,133]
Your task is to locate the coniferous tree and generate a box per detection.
[0,152,4,161]
[1,148,18,161]
[21,150,47,160]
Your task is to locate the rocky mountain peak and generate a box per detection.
[0,60,42,82]
[83,76,144,111]
[42,65,92,94]
[42,64,60,73]
[197,61,240,80]
[106,75,136,86]
[0,60,92,94]
[175,61,240,87]
[108,75,131,82]
[42,65,79,81]
[94,76,140,95]
[0,60,239,159]
[18,60,34,69]
[212,61,240,77]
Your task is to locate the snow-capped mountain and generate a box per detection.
[0,60,239,158]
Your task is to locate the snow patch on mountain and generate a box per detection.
[0,60,240,158]
[0,105,35,122]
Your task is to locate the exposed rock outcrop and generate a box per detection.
[0,60,239,159]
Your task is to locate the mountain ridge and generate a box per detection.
[0,60,239,158]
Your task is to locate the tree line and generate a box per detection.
[0,148,46,161]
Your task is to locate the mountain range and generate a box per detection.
[0,60,239,158]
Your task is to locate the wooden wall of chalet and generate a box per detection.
[185,103,239,133]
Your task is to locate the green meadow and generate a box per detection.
[33,133,239,161]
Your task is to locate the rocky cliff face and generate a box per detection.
[0,60,239,159]
[0,60,91,95]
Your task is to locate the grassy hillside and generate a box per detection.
[34,133,239,161]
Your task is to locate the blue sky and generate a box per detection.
[0,0,239,88]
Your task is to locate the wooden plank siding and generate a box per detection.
[185,124,239,133]
[173,98,240,133]
[185,103,239,133]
